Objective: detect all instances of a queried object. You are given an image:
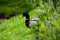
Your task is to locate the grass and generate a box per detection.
[0,10,38,40]
[0,0,38,15]
[0,1,60,40]
[0,15,34,40]
[0,7,60,40]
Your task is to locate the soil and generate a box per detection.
[0,13,16,23]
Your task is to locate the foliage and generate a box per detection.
[0,0,60,40]
[0,0,39,15]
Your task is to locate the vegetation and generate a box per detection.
[0,0,60,40]
[0,0,39,15]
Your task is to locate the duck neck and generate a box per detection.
[25,17,30,28]
[25,15,30,20]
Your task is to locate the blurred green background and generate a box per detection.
[0,0,60,40]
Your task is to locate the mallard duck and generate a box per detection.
[23,12,39,28]
[22,12,41,40]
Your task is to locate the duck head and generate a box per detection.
[23,12,30,20]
